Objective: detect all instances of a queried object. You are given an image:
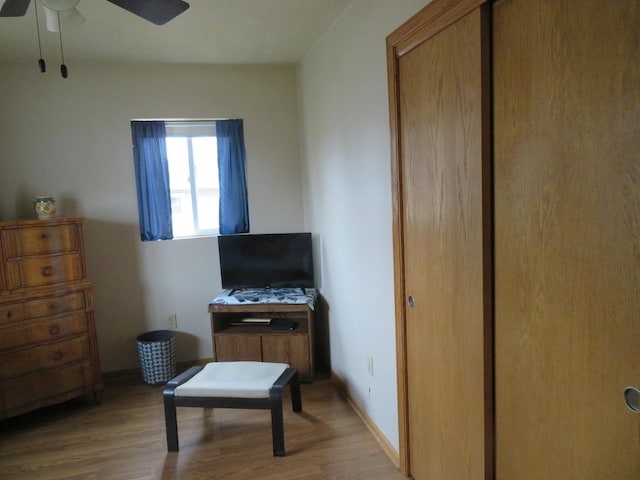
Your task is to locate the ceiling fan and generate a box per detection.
[1,0,189,77]
[0,0,190,27]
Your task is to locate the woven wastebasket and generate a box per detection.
[136,330,176,385]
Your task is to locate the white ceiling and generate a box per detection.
[0,0,352,65]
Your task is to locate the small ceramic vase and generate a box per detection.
[33,195,57,220]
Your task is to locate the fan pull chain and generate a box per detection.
[34,0,45,72]
[57,11,68,78]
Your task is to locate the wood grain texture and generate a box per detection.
[386,13,410,474]
[262,335,310,374]
[398,7,489,479]
[0,374,405,480]
[24,291,85,318]
[0,300,25,325]
[2,362,95,417]
[210,302,315,379]
[387,2,493,475]
[0,219,101,420]
[388,0,485,58]
[2,334,90,379]
[494,0,640,477]
[7,254,85,290]
[1,222,80,258]
[214,335,262,361]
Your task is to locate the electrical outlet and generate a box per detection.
[167,314,177,329]
[367,355,374,377]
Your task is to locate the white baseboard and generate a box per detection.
[329,370,400,469]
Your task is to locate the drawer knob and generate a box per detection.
[49,325,60,335]
[48,302,60,311]
[51,351,63,361]
[6,310,12,319]
[41,266,54,277]
[41,233,49,240]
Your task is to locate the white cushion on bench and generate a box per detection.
[174,361,290,399]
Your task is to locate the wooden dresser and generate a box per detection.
[0,217,102,419]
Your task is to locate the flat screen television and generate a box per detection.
[218,233,314,289]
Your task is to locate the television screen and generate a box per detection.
[218,233,314,289]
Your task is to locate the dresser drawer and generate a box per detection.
[0,324,30,352]
[0,335,90,380]
[2,224,79,258]
[0,312,88,351]
[1,361,94,413]
[25,291,86,318]
[0,302,24,325]
[0,218,101,420]
[6,253,85,290]
[29,312,88,343]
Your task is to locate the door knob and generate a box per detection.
[623,387,640,413]
[407,295,415,308]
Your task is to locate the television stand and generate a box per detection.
[208,288,317,381]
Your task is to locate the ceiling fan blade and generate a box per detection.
[0,0,31,17]
[105,0,189,25]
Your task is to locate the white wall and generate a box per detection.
[0,0,432,454]
[0,62,304,372]
[298,0,429,452]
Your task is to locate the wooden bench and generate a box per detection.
[163,361,302,456]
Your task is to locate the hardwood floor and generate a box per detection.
[0,373,404,479]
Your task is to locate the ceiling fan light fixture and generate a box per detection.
[42,3,84,31]
[39,0,80,11]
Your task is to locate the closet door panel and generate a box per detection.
[398,6,490,479]
[494,0,640,477]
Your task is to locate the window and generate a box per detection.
[165,121,219,237]
[131,119,249,241]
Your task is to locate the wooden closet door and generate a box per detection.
[393,4,492,478]
[494,0,640,477]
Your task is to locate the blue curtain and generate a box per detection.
[217,119,250,234]
[131,121,173,241]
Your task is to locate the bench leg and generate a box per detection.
[270,391,285,456]
[163,390,179,452]
[290,370,302,413]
